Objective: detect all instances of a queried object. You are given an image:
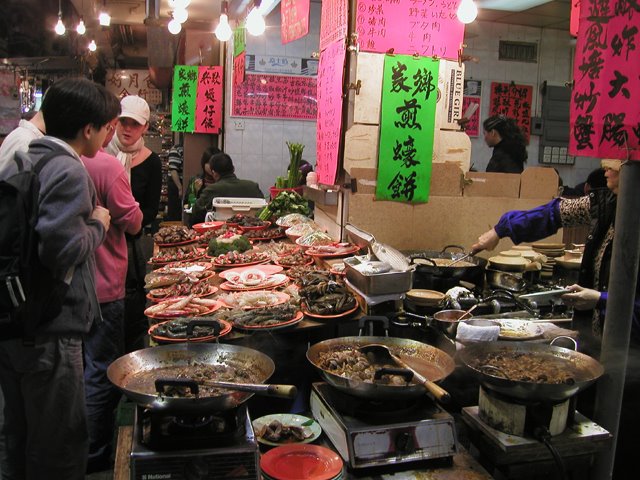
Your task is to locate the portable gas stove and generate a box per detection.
[130,404,259,480]
[310,382,457,469]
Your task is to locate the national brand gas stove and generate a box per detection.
[130,404,259,480]
[310,382,457,469]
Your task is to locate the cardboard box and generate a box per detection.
[520,167,560,199]
[463,172,521,198]
[344,124,379,174]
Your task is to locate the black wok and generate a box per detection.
[457,341,604,402]
[406,245,487,291]
[307,336,455,401]
[107,343,276,414]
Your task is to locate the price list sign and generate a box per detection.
[489,82,533,141]
[356,0,464,59]
[320,0,348,52]
[376,55,439,203]
[281,0,310,44]
[570,0,640,160]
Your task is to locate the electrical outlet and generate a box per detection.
[233,119,245,130]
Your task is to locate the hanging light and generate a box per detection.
[77,17,86,35]
[55,0,66,35]
[168,18,182,35]
[246,2,265,36]
[214,1,232,41]
[99,0,111,26]
[88,39,97,51]
[457,0,478,24]
[173,7,188,23]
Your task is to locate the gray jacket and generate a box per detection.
[3,137,105,335]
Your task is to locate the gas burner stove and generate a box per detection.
[310,382,457,469]
[130,404,259,480]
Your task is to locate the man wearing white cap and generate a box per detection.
[107,95,162,352]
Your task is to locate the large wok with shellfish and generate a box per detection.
[457,341,604,402]
[306,336,455,400]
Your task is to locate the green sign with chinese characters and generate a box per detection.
[233,22,246,58]
[171,65,198,132]
[376,55,439,203]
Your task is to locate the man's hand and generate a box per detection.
[91,205,111,231]
[561,284,600,310]
[471,228,500,253]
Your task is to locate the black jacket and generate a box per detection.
[486,140,526,174]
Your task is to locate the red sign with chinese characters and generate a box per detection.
[231,74,317,120]
[234,51,246,85]
[281,0,310,44]
[195,66,223,134]
[489,82,533,141]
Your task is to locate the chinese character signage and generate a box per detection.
[489,82,533,141]
[231,74,317,120]
[376,55,439,203]
[320,0,348,52]
[234,23,246,58]
[254,55,303,75]
[462,79,482,137]
[356,0,464,60]
[316,40,346,186]
[195,66,223,134]
[234,51,246,85]
[570,0,640,160]
[106,69,162,105]
[171,66,223,133]
[281,0,310,44]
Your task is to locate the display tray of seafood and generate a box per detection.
[215,304,303,331]
[243,226,286,240]
[220,273,289,292]
[218,290,291,309]
[148,318,232,343]
[153,225,200,246]
[305,243,360,257]
[144,295,222,319]
[226,214,270,229]
[146,281,218,302]
[286,265,329,283]
[297,272,359,317]
[197,225,243,245]
[148,247,205,266]
[212,251,271,267]
[275,250,314,267]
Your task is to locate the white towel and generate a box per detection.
[456,321,500,344]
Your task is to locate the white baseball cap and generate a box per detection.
[120,95,150,125]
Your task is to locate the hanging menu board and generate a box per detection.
[231,74,317,120]
[320,0,348,52]
[569,0,640,160]
[356,0,464,60]
[281,0,310,44]
[489,82,533,142]
[376,55,439,203]
[316,40,346,186]
[171,66,223,133]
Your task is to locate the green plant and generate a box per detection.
[285,142,305,188]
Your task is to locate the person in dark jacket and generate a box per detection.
[0,78,111,480]
[184,145,221,211]
[483,115,528,173]
[472,158,639,479]
[191,153,264,225]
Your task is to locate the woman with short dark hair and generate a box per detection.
[483,115,528,173]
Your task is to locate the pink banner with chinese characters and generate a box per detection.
[320,0,348,52]
[234,51,246,85]
[281,0,310,44]
[231,74,317,120]
[570,0,580,37]
[570,0,640,160]
[462,96,481,137]
[195,66,223,134]
[489,82,533,142]
[356,0,464,59]
[316,40,346,185]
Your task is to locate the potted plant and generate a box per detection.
[270,142,305,199]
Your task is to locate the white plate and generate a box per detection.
[252,414,322,446]
[497,319,544,340]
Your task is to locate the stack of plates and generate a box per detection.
[406,289,445,307]
[260,444,344,480]
[532,243,565,278]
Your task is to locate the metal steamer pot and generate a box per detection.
[306,336,455,401]
[457,341,604,402]
[107,343,276,414]
[406,245,487,291]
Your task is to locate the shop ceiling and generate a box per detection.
[1,0,570,71]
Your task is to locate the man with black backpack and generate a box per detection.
[0,77,111,479]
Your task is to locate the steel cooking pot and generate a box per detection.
[406,245,487,291]
[107,343,277,413]
[457,340,604,402]
[306,336,455,401]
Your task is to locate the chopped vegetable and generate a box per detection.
[207,235,251,257]
[258,191,310,221]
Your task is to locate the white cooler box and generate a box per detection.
[206,197,268,221]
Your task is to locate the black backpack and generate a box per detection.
[0,150,69,345]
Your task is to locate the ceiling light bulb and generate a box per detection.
[77,18,86,35]
[246,7,265,36]
[214,13,232,41]
[457,0,478,24]
[88,39,97,51]
[173,8,188,23]
[99,11,111,26]
[55,17,66,35]
[169,0,191,8]
[168,18,182,35]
